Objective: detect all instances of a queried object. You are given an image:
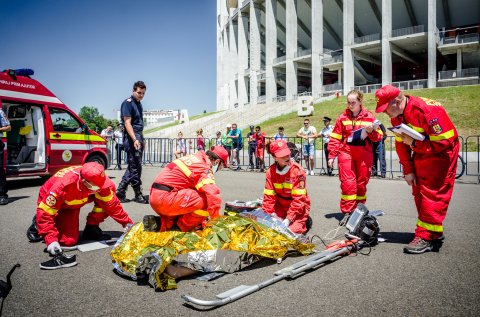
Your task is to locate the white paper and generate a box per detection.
[388,123,425,141]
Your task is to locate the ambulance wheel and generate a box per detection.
[86,154,107,169]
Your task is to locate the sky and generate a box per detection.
[0,0,217,119]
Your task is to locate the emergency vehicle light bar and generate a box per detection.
[3,68,34,77]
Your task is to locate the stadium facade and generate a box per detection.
[216,0,480,111]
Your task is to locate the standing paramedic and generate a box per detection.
[375,85,459,254]
[116,81,148,204]
[262,140,310,234]
[148,146,229,232]
[328,90,382,226]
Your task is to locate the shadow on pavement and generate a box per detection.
[379,231,414,244]
[4,195,30,203]
[8,177,45,189]
[324,212,344,222]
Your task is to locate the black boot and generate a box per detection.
[116,181,129,203]
[133,186,149,204]
[26,215,43,242]
[82,224,112,241]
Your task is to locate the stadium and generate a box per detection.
[216,0,479,111]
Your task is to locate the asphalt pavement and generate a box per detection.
[0,166,479,316]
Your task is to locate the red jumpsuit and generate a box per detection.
[37,166,132,246]
[254,132,266,159]
[262,161,310,234]
[392,96,459,241]
[149,151,221,232]
[328,107,382,213]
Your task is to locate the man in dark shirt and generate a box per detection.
[116,81,148,204]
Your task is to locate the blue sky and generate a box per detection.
[0,0,217,119]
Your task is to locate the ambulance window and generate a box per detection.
[49,108,82,133]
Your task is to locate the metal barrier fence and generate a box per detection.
[107,135,480,181]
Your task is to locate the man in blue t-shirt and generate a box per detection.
[116,81,148,204]
[228,123,243,170]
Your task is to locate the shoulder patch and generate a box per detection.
[299,180,305,189]
[45,194,57,207]
[429,118,443,134]
[127,98,132,102]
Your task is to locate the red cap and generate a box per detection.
[269,140,291,158]
[80,162,107,188]
[375,85,400,113]
[211,146,228,167]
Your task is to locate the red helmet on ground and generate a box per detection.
[210,146,228,167]
[80,162,107,189]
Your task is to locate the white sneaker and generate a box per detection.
[310,170,315,176]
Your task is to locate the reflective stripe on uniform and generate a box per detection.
[407,124,424,133]
[292,189,306,195]
[330,132,342,140]
[64,197,89,205]
[173,159,192,177]
[273,182,293,189]
[92,206,104,213]
[429,129,455,141]
[341,194,357,201]
[341,120,373,126]
[356,194,367,200]
[193,209,210,217]
[395,135,403,142]
[95,190,114,202]
[195,178,215,190]
[417,219,443,232]
[264,189,276,195]
[38,202,58,215]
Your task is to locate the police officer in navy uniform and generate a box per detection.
[116,81,148,204]
[0,103,11,205]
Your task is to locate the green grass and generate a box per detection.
[258,86,480,140]
[143,121,180,134]
[189,110,224,121]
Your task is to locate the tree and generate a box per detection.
[78,106,108,133]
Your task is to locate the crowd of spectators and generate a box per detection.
[171,116,387,176]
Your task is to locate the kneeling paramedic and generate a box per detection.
[33,162,133,255]
[262,140,311,234]
[149,146,228,232]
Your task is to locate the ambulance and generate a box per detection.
[0,68,109,179]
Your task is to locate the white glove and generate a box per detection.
[282,218,291,227]
[47,241,62,255]
[124,223,134,232]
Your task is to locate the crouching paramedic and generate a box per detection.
[34,162,133,254]
[149,146,229,232]
[262,140,311,234]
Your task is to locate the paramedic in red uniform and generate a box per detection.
[262,140,310,234]
[36,162,133,255]
[328,90,382,226]
[375,85,459,254]
[149,146,229,232]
